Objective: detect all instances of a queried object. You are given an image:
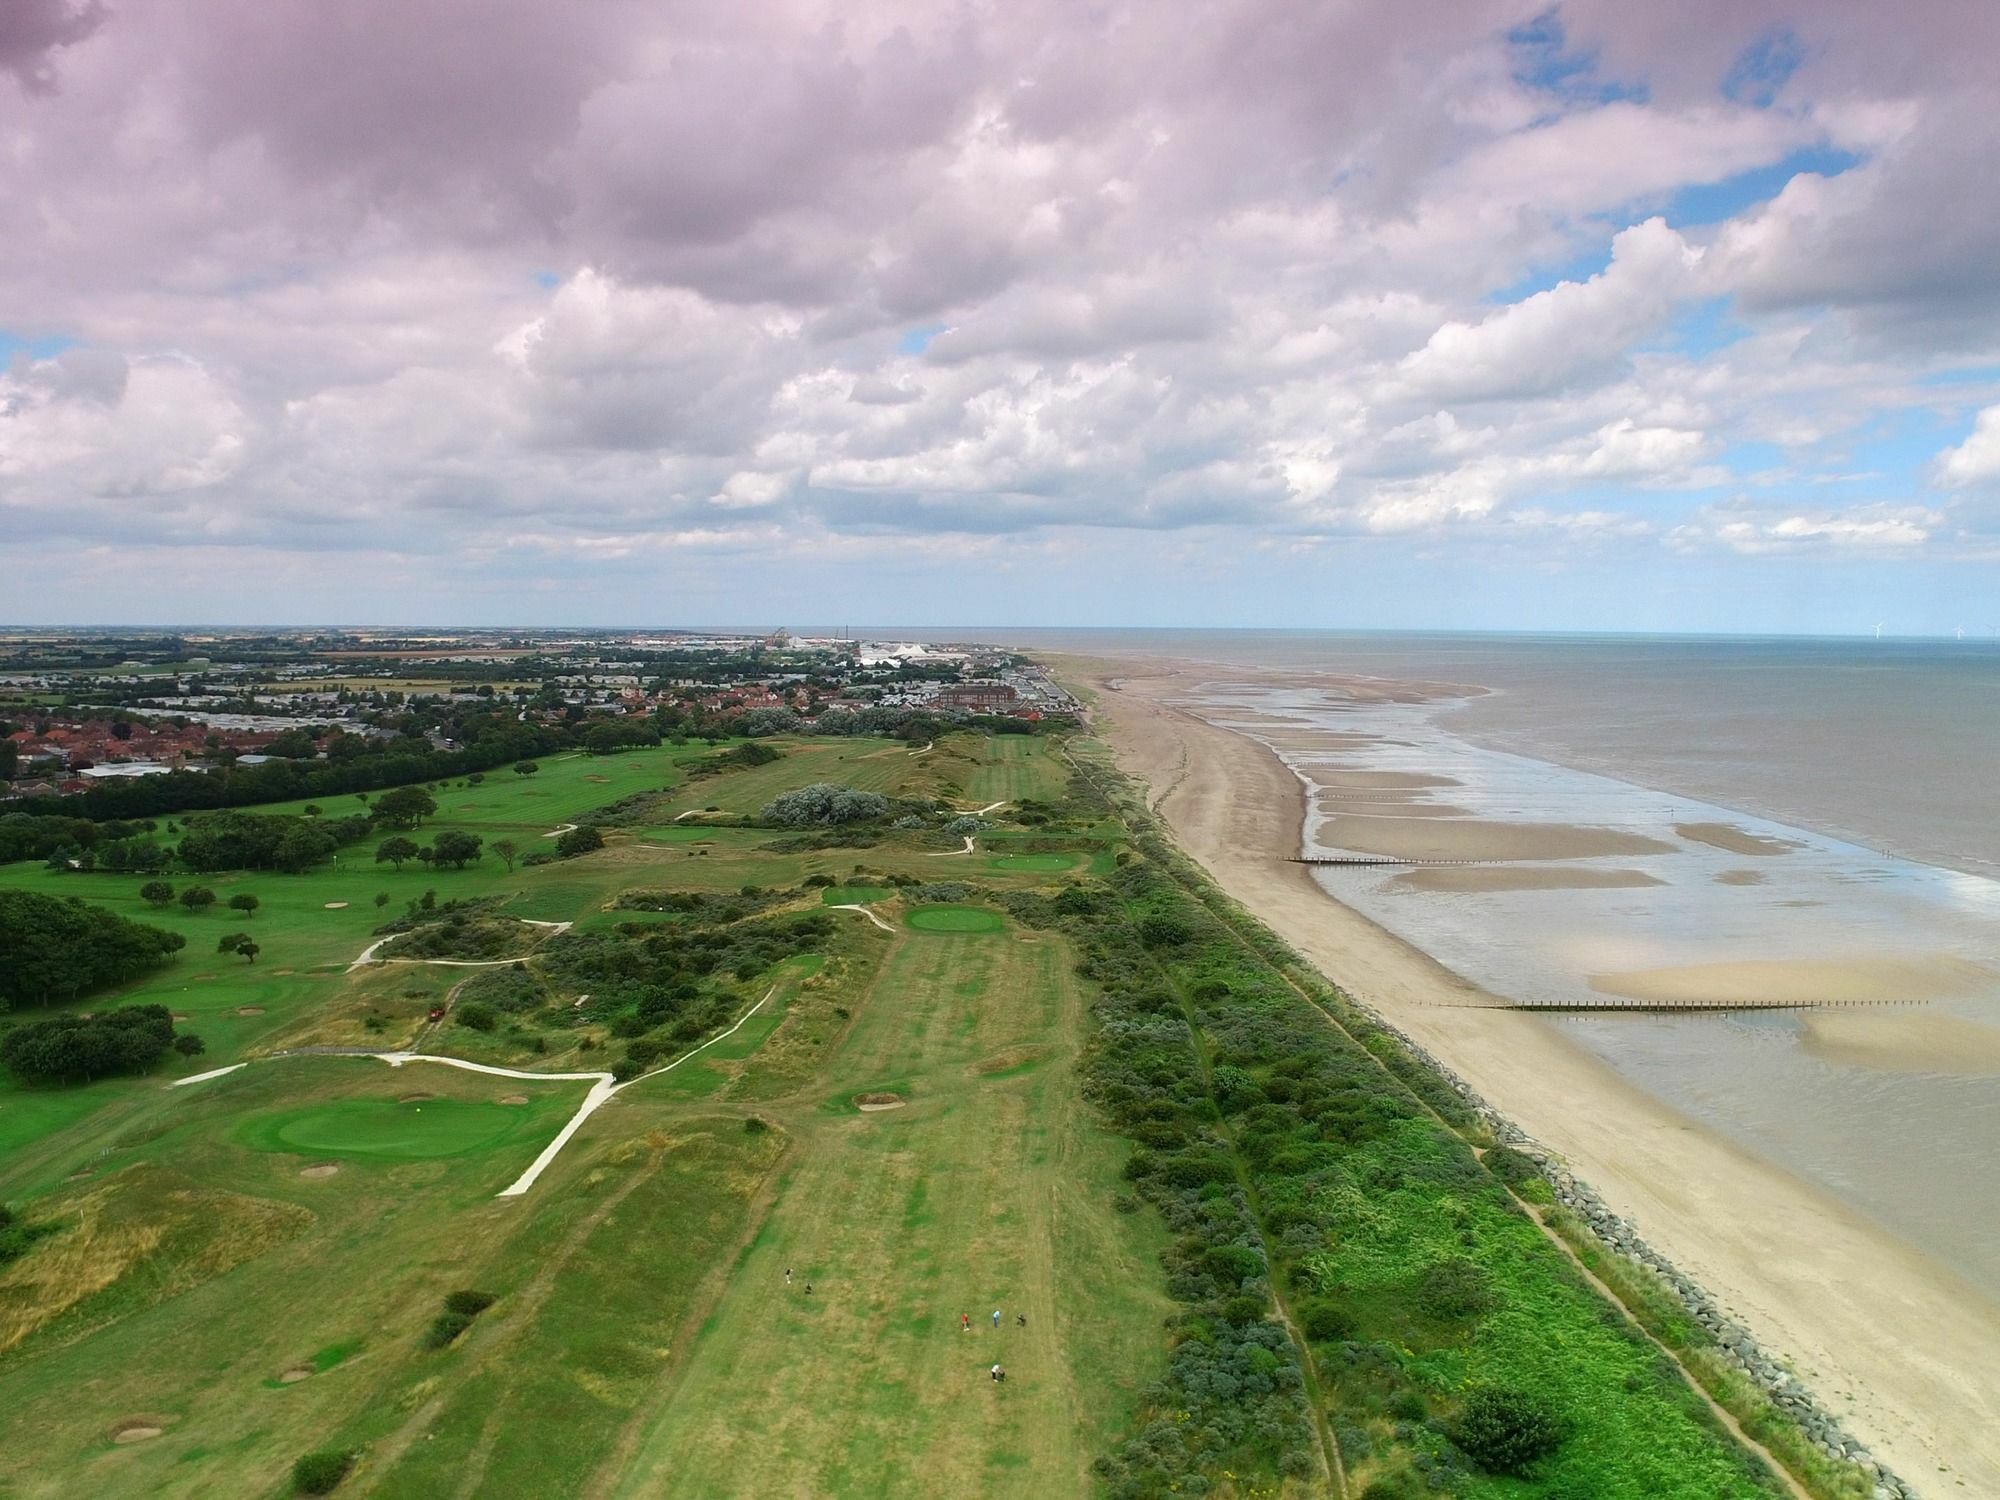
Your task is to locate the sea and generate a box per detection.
[905,630,2000,1298]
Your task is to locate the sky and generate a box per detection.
[4,0,2000,634]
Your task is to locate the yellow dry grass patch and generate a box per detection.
[0,1166,312,1356]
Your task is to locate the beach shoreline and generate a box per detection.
[1054,651,2000,1496]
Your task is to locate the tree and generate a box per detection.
[173,1032,206,1057]
[374,892,390,908]
[491,838,519,873]
[760,783,889,826]
[0,892,185,1010]
[375,836,420,869]
[179,886,217,914]
[139,880,175,906]
[228,892,260,919]
[273,825,338,874]
[554,823,605,858]
[429,830,483,869]
[372,785,437,830]
[512,760,539,776]
[0,740,18,780]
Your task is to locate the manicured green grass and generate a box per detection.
[904,904,1005,933]
[235,1095,569,1162]
[986,853,1076,872]
[819,885,890,905]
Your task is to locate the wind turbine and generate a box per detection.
[1874,621,1884,640]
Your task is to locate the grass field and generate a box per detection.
[0,730,1177,1497]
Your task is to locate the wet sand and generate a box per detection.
[1060,654,2000,1494]
[1589,955,1995,1008]
[1677,822,1805,857]
[1392,866,1666,894]
[1315,814,1678,861]
[1803,1011,2000,1075]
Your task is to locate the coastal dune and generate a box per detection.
[1065,654,2000,1496]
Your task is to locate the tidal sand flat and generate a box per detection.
[1803,1010,2000,1075]
[1392,866,1666,893]
[1676,822,1805,856]
[1588,954,1996,1007]
[1313,814,1678,861]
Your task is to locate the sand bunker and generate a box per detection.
[398,1093,437,1104]
[1801,1011,2000,1075]
[1588,954,1996,1008]
[1392,867,1666,894]
[854,1093,906,1111]
[235,1006,265,1016]
[499,1094,529,1105]
[299,1164,340,1179]
[278,1367,314,1383]
[1675,822,1803,857]
[1713,869,1768,886]
[111,1420,166,1443]
[1315,816,1675,862]
[323,901,349,910]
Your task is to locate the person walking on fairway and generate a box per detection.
[961,1312,970,1332]
[993,1308,1002,1328]
[785,1267,792,1285]
[991,1364,1005,1383]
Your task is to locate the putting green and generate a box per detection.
[988,853,1077,872]
[237,1097,552,1161]
[820,886,891,906]
[904,905,1005,934]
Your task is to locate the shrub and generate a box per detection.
[454,1003,497,1032]
[1482,1144,1543,1187]
[554,823,605,858]
[1415,1256,1498,1321]
[291,1449,355,1494]
[1452,1385,1566,1475]
[1295,1297,1353,1342]
[423,1310,474,1349]
[760,783,889,826]
[444,1289,497,1316]
[172,1032,206,1057]
[744,1115,770,1134]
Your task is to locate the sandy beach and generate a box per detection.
[1061,653,2000,1495]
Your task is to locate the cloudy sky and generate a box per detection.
[4,0,2000,632]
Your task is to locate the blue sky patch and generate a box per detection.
[1667,145,1861,226]
[0,330,78,364]
[898,323,946,355]
[1506,8,1647,106]
[1723,28,1805,107]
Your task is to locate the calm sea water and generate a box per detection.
[899,629,2000,1294]
[956,629,2000,877]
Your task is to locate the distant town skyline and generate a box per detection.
[5,1,2000,633]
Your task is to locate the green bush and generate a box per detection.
[1452,1384,1566,1475]
[291,1448,355,1494]
[1295,1297,1353,1342]
[453,1003,497,1032]
[423,1310,474,1349]
[1482,1144,1543,1187]
[1415,1256,1498,1321]
[444,1289,497,1317]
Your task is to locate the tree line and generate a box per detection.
[0,1002,203,1083]
[0,890,186,1011]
